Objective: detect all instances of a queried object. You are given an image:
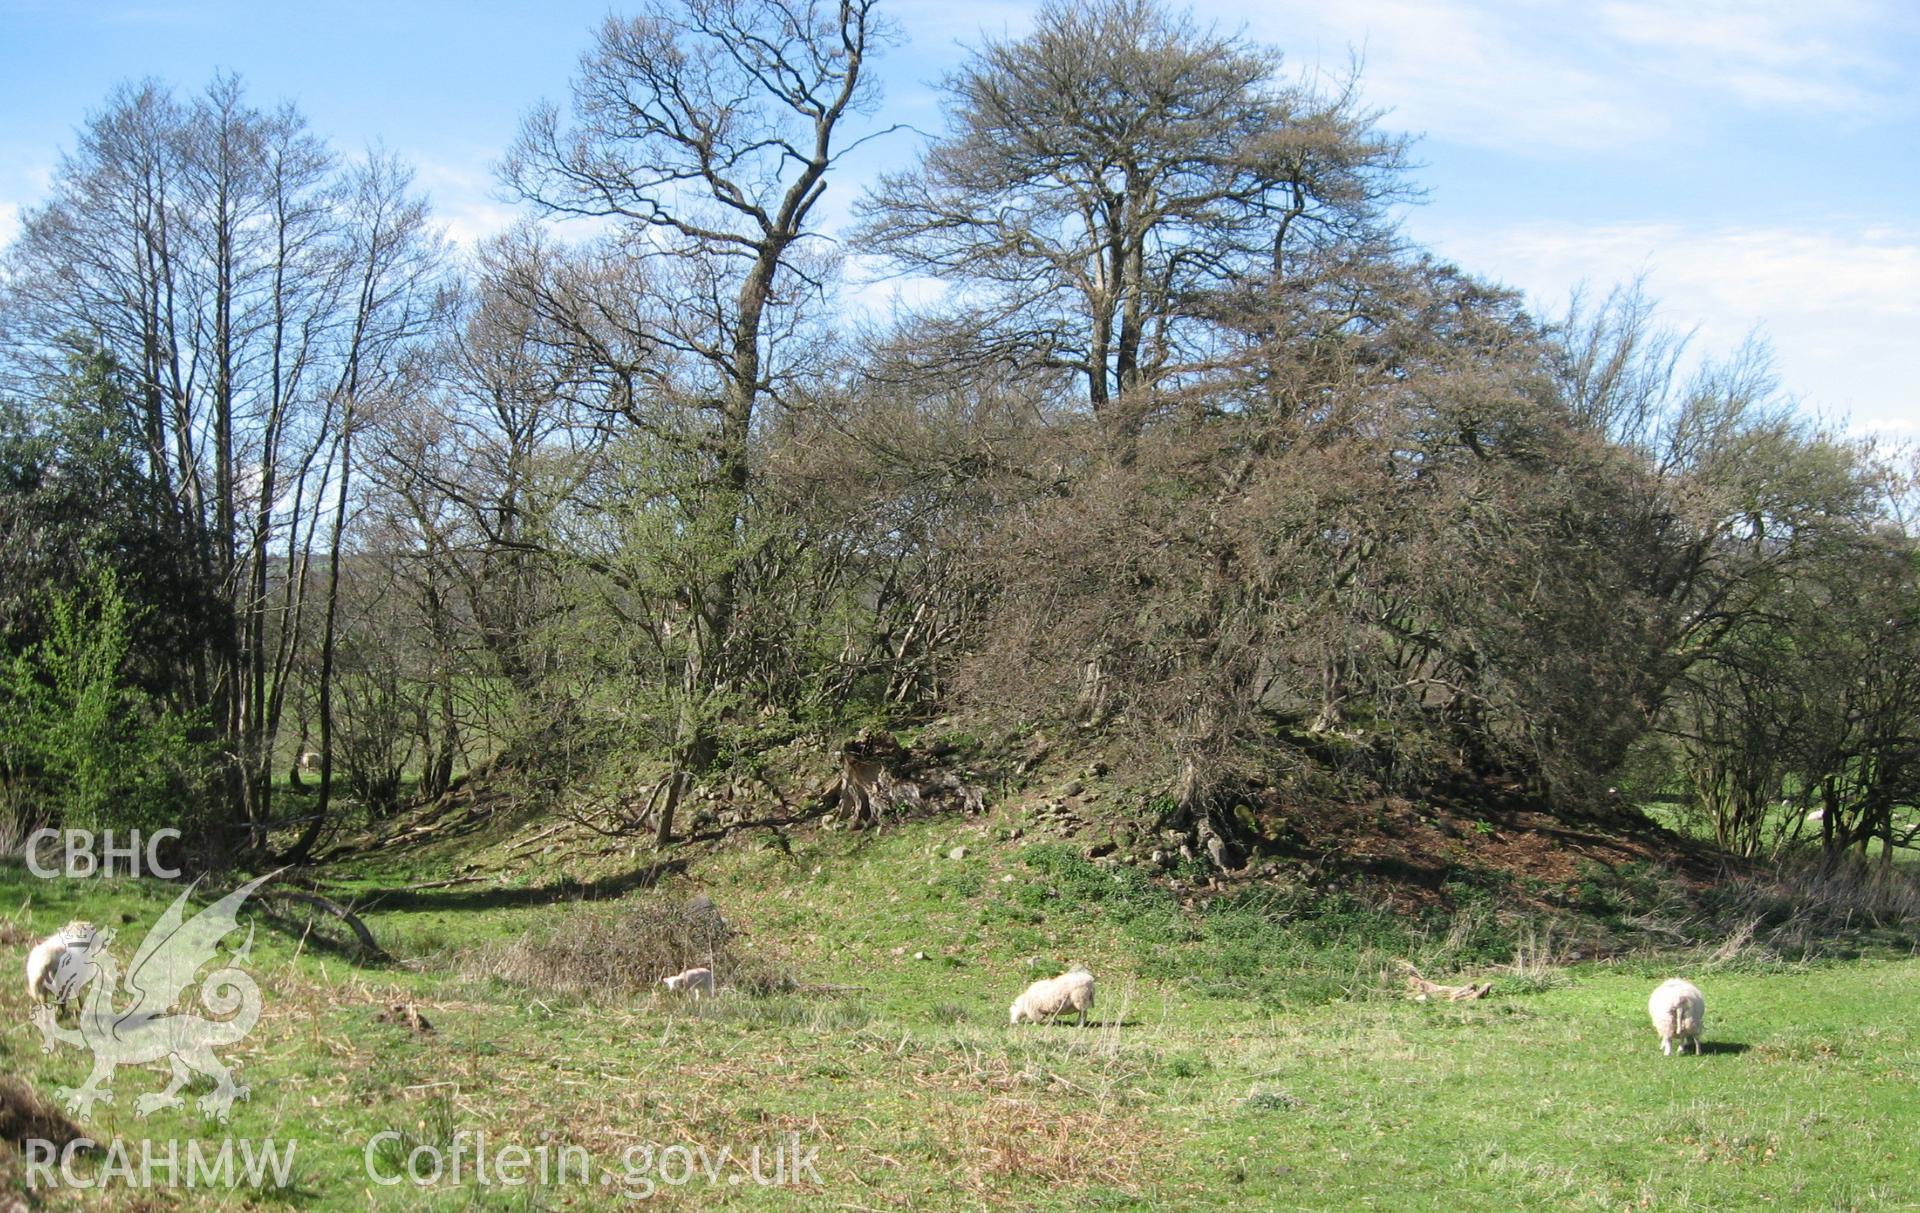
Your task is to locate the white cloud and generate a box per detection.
[410,156,524,252]
[1596,0,1890,110]
[1251,0,1656,149]
[436,197,524,253]
[1231,0,1910,151]
[1422,218,1920,434]
[0,154,55,253]
[841,257,950,320]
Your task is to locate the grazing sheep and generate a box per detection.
[25,922,97,1009]
[1009,965,1095,1026]
[1648,978,1705,1056]
[662,966,715,998]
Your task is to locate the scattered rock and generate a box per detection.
[1205,833,1239,870]
[948,846,968,861]
[683,894,731,942]
[913,951,929,961]
[1085,840,1117,859]
[1059,779,1084,797]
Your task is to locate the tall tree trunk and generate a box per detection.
[287,416,352,864]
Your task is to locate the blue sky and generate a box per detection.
[2,0,1915,434]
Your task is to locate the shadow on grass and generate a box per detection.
[352,859,689,914]
[1694,1041,1751,1056]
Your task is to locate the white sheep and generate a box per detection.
[1009,965,1095,1026]
[662,966,715,998]
[25,921,97,1009]
[1648,978,1705,1056]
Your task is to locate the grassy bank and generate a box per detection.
[3,815,1918,1211]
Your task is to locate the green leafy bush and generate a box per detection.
[0,569,209,834]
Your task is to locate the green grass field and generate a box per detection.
[4,816,1918,1211]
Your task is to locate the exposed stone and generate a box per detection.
[1206,833,1238,870]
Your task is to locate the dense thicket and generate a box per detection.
[0,0,1912,869]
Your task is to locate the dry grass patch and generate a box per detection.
[462,894,795,997]
[951,1096,1152,1195]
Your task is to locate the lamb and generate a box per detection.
[1009,965,1095,1026]
[24,922,97,1010]
[1648,978,1705,1056]
[661,966,715,998]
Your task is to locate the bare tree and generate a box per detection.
[295,156,449,859]
[501,0,883,844]
[4,77,446,850]
[857,0,1409,431]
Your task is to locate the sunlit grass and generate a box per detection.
[3,818,1918,1210]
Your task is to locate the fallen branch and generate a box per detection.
[1398,960,1491,1002]
[506,819,578,856]
[796,983,870,995]
[403,875,493,892]
[260,888,389,961]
